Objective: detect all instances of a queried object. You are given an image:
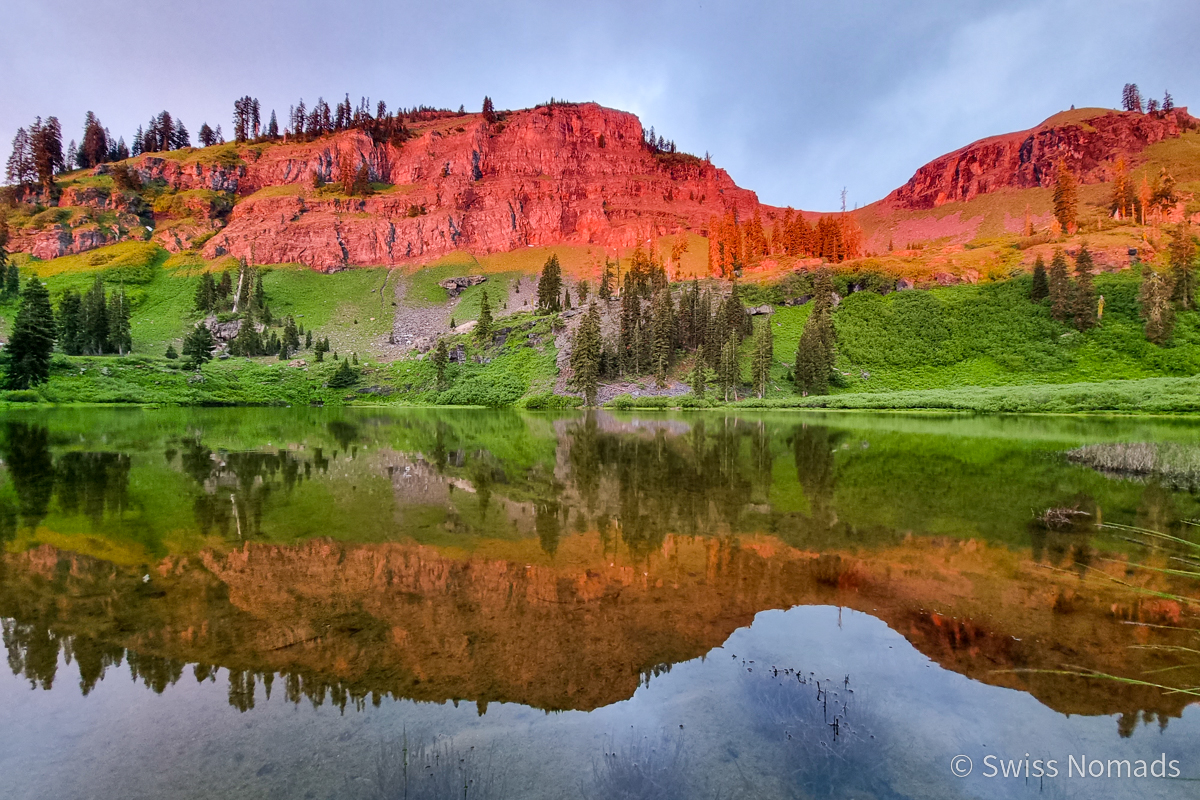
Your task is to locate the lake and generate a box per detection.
[1,408,1198,799]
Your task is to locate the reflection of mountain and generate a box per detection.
[2,532,1194,727]
[1,410,1199,731]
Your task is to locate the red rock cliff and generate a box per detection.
[131,103,765,270]
[886,107,1197,210]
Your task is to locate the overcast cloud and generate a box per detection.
[1,0,1197,210]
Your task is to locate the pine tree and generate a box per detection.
[689,360,705,398]
[82,276,109,354]
[1168,223,1196,310]
[1030,255,1049,301]
[570,302,602,405]
[3,265,16,302]
[537,254,563,313]
[194,272,216,313]
[563,287,572,310]
[717,334,740,402]
[165,344,178,360]
[182,323,215,368]
[1110,157,1133,219]
[1163,91,1175,113]
[1140,268,1175,344]
[482,97,496,124]
[1122,83,1144,113]
[0,218,10,299]
[3,275,56,388]
[577,280,590,303]
[327,358,358,388]
[598,259,613,300]
[57,289,83,354]
[229,318,262,357]
[649,288,674,386]
[107,289,132,354]
[1072,245,1097,331]
[1048,249,1071,322]
[305,330,313,349]
[794,270,836,396]
[432,339,448,389]
[1052,161,1077,234]
[750,321,774,398]
[475,289,493,342]
[283,316,301,353]
[618,275,640,374]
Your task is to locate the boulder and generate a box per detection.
[439,275,488,296]
[747,304,773,316]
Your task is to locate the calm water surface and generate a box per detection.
[1,408,1199,799]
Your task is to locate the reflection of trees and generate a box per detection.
[0,422,132,532]
[565,417,779,559]
[0,422,55,531]
[790,424,841,533]
[55,452,131,523]
[175,437,310,539]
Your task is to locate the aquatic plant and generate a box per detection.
[584,730,692,800]
[1067,442,1200,490]
[356,734,506,800]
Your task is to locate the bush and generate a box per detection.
[437,371,526,407]
[521,392,583,410]
[3,389,41,403]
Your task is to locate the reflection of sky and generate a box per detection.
[2,606,1196,799]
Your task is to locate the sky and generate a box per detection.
[1,0,1198,211]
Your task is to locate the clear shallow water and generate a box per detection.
[1,408,1199,799]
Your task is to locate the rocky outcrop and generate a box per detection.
[191,103,765,269]
[9,223,122,260]
[888,108,1198,210]
[438,275,487,296]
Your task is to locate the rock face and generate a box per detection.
[184,103,763,269]
[888,108,1198,210]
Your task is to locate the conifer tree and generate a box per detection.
[195,272,216,313]
[0,217,10,300]
[537,255,563,313]
[650,288,674,386]
[563,287,572,310]
[475,289,493,342]
[570,302,602,405]
[750,321,774,398]
[4,275,56,388]
[1072,245,1097,331]
[165,344,178,360]
[482,96,497,124]
[1030,255,1049,301]
[577,280,590,303]
[618,274,641,374]
[305,330,313,349]
[217,270,233,302]
[794,270,836,396]
[432,339,448,389]
[1140,268,1175,344]
[57,289,83,355]
[1048,249,1071,322]
[3,264,18,300]
[1110,157,1133,219]
[327,358,358,388]
[230,319,262,357]
[182,324,215,368]
[1052,161,1078,234]
[717,334,740,402]
[1168,223,1196,310]
[689,360,705,398]
[598,259,613,300]
[107,289,132,354]
[283,316,301,353]
[83,276,109,354]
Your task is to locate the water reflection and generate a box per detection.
[0,408,1197,730]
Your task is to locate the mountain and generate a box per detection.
[11,103,765,270]
[886,106,1196,210]
[6,101,1199,274]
